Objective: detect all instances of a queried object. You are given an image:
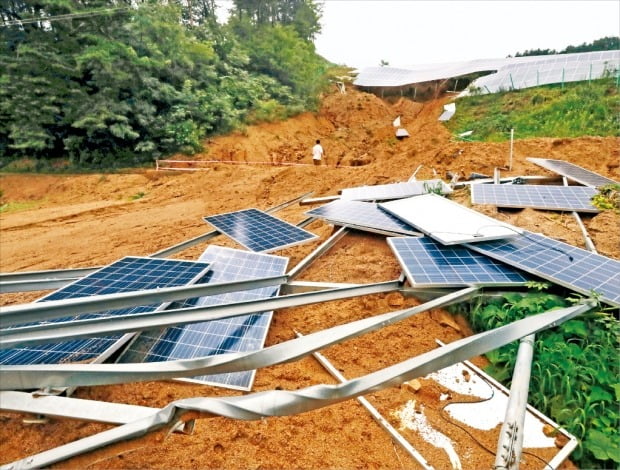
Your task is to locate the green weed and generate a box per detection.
[129,191,146,201]
[452,290,620,467]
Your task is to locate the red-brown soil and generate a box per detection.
[0,86,617,469]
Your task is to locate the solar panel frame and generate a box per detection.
[340,179,452,201]
[203,208,318,253]
[465,232,620,307]
[471,184,600,212]
[0,257,212,367]
[118,246,288,391]
[388,237,530,287]
[306,200,422,236]
[380,194,521,245]
[527,158,617,188]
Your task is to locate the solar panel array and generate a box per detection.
[204,208,318,253]
[354,51,619,92]
[0,257,211,366]
[340,179,452,202]
[470,50,620,94]
[306,200,421,236]
[471,184,599,212]
[388,237,529,287]
[380,194,520,245]
[119,246,288,390]
[465,232,620,307]
[527,158,618,188]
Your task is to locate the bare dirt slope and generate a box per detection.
[0,86,618,469]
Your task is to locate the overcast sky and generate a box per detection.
[313,1,620,68]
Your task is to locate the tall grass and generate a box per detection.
[447,78,620,141]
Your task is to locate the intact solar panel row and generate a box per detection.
[527,158,617,188]
[306,200,421,236]
[340,179,452,201]
[470,50,619,94]
[465,232,620,307]
[119,246,288,390]
[471,184,599,212]
[0,257,211,366]
[388,237,529,287]
[204,208,318,253]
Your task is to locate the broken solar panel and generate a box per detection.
[0,257,211,366]
[306,200,421,236]
[388,237,529,287]
[438,103,456,122]
[471,184,599,213]
[527,158,617,188]
[465,231,620,307]
[118,246,288,390]
[204,208,318,253]
[380,193,520,245]
[340,179,452,201]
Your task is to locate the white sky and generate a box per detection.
[313,0,620,68]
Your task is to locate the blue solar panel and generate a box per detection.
[471,184,599,212]
[204,209,318,253]
[527,158,617,188]
[119,246,288,390]
[465,232,620,307]
[0,257,211,366]
[388,237,529,287]
[306,200,421,236]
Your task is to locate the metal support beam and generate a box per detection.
[563,177,597,253]
[0,267,98,284]
[287,226,348,279]
[494,334,535,470]
[0,287,475,389]
[0,275,288,328]
[0,391,159,425]
[281,281,364,294]
[2,302,593,469]
[1,280,402,348]
[0,278,79,294]
[299,195,340,206]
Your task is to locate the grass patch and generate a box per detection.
[447,78,620,141]
[0,200,41,213]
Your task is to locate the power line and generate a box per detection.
[0,7,131,27]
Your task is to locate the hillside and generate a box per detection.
[0,86,619,469]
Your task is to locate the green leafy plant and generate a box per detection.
[453,290,620,467]
[591,183,620,212]
[423,181,445,196]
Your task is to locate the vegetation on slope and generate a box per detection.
[0,0,329,167]
[453,290,620,468]
[447,77,620,141]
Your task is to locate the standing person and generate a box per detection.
[312,139,325,166]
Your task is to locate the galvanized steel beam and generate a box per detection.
[2,302,593,470]
[0,275,288,328]
[0,287,473,389]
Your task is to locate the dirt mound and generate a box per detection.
[0,86,618,469]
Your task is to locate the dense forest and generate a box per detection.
[0,0,329,166]
[512,36,619,57]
